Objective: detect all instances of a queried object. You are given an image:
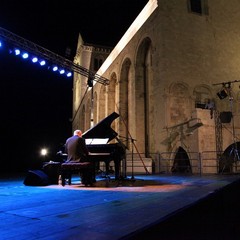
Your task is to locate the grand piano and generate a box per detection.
[82,112,126,180]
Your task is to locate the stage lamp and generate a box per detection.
[32,57,38,63]
[217,88,228,100]
[60,69,65,74]
[22,52,29,59]
[52,66,58,71]
[40,148,48,161]
[66,72,72,77]
[40,60,46,66]
[0,41,2,47]
[14,49,21,55]
[41,148,48,156]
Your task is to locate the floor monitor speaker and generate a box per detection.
[23,170,49,186]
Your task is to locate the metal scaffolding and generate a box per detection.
[0,26,109,85]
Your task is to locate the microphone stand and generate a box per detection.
[119,135,144,183]
[115,104,149,185]
[130,137,138,180]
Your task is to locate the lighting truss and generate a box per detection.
[0,26,109,85]
[213,80,240,100]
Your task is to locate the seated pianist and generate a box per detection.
[61,112,126,186]
[62,129,95,186]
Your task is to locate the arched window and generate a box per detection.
[94,57,104,71]
[187,0,208,15]
[193,85,212,109]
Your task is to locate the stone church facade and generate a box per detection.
[72,0,240,174]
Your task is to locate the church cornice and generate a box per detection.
[82,44,112,54]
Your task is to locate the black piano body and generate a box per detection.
[82,112,126,179]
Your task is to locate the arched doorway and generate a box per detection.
[171,146,192,173]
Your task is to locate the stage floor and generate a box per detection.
[0,173,240,240]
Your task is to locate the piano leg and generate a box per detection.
[104,161,110,179]
[114,160,120,180]
[103,160,121,180]
[95,160,112,180]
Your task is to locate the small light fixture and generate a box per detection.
[41,148,48,156]
[217,88,228,100]
[52,66,58,71]
[22,52,29,59]
[14,49,21,55]
[60,69,65,74]
[66,71,72,77]
[39,60,46,66]
[32,57,38,63]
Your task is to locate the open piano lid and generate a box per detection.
[82,112,119,143]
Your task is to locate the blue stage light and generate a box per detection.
[3,43,71,78]
[32,57,38,63]
[14,49,21,55]
[40,60,46,66]
[66,72,72,77]
[22,53,29,59]
[52,66,58,71]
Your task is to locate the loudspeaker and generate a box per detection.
[217,89,228,99]
[23,170,50,186]
[220,111,232,123]
[43,162,61,184]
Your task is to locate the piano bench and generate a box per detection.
[61,162,93,186]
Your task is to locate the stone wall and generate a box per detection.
[73,0,240,163]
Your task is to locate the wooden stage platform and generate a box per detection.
[1,173,240,240]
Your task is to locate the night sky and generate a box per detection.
[0,0,148,173]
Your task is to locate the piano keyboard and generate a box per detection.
[89,152,111,156]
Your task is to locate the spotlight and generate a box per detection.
[41,148,48,156]
[66,72,72,77]
[87,77,94,87]
[0,41,2,47]
[40,60,46,66]
[32,57,38,63]
[14,49,21,55]
[22,52,29,59]
[217,88,228,100]
[60,69,65,74]
[52,66,58,71]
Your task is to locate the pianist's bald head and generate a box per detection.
[73,129,82,137]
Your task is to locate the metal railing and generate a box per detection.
[120,151,240,176]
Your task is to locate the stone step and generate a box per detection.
[97,152,153,175]
[125,154,153,174]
